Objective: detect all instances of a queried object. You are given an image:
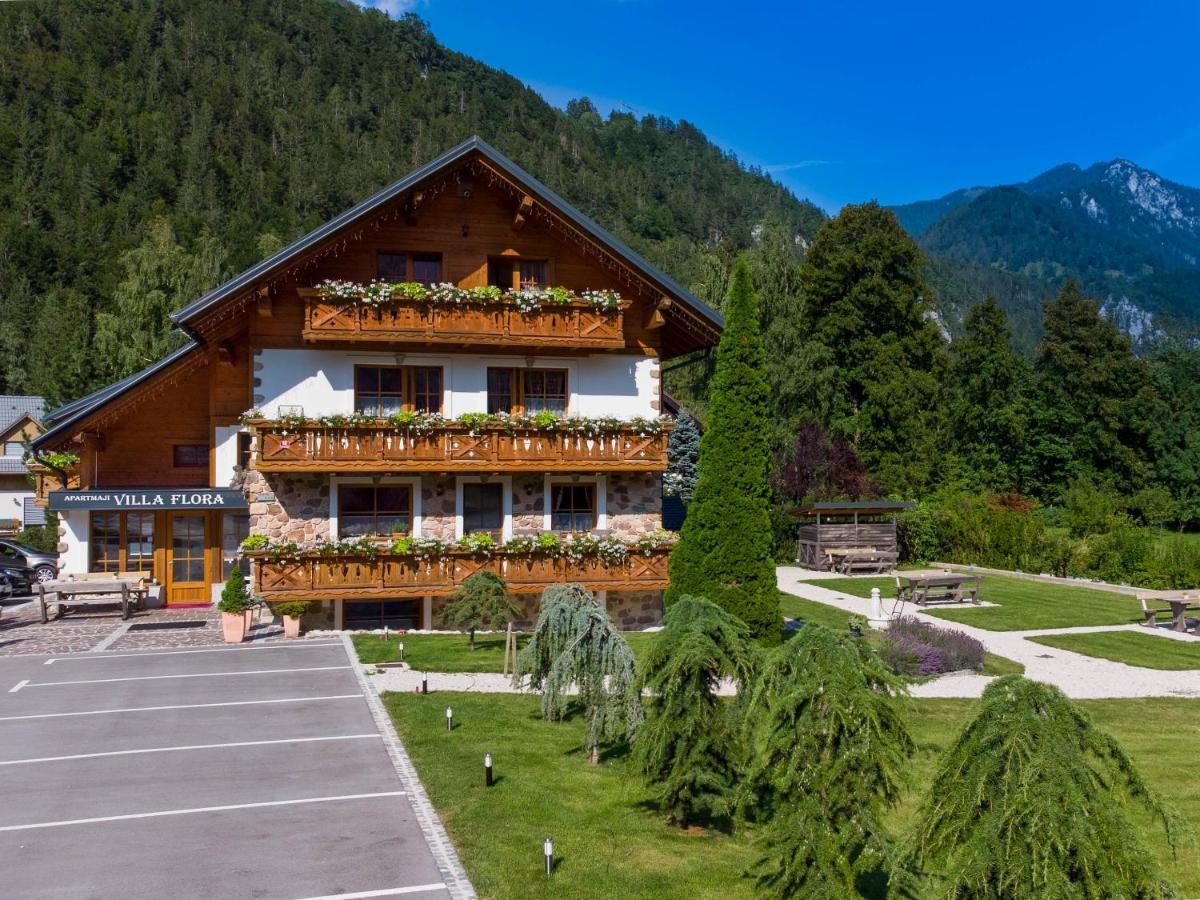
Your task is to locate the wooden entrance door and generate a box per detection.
[167,513,209,605]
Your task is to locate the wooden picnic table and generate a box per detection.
[37,578,149,623]
[825,547,897,575]
[898,574,983,606]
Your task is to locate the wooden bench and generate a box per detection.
[835,549,897,575]
[38,578,138,623]
[899,574,983,606]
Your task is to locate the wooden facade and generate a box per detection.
[251,546,671,601]
[253,422,671,473]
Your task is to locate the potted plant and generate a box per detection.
[218,569,252,643]
[273,600,313,638]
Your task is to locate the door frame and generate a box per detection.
[166,511,214,606]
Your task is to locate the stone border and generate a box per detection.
[340,633,476,900]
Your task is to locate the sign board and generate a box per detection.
[48,488,249,511]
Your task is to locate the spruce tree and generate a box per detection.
[909,676,1182,898]
[665,257,779,642]
[664,409,701,502]
[440,571,518,650]
[743,626,913,897]
[633,595,759,827]
[515,583,642,763]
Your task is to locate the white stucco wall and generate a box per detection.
[58,509,89,575]
[253,349,658,420]
[213,425,245,488]
[0,488,30,524]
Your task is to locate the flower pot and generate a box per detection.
[283,615,301,639]
[221,611,247,643]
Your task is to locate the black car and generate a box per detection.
[0,539,57,586]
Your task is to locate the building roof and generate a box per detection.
[793,501,916,517]
[0,396,44,434]
[34,137,723,452]
[171,136,723,336]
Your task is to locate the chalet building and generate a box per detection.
[0,396,45,534]
[31,138,722,630]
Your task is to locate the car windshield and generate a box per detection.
[2,542,41,557]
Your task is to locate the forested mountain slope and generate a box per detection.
[0,0,825,404]
[892,161,1200,348]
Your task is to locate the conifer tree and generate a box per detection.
[440,571,518,650]
[743,626,913,897]
[664,409,701,502]
[665,257,779,642]
[516,583,642,763]
[633,595,758,827]
[909,676,1182,898]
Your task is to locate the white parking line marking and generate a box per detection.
[0,791,407,833]
[8,680,28,693]
[22,665,350,688]
[43,642,343,664]
[0,733,381,766]
[294,885,449,899]
[0,694,362,722]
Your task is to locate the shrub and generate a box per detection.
[217,568,252,614]
[441,571,518,650]
[879,617,984,677]
[272,600,313,620]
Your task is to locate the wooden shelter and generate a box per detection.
[793,501,914,572]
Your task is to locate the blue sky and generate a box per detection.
[359,0,1200,211]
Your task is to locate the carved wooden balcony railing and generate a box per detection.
[300,288,627,349]
[251,422,672,473]
[30,464,81,507]
[249,546,671,600]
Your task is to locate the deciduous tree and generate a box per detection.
[440,571,518,650]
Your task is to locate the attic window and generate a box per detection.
[377,253,407,280]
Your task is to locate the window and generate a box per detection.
[125,512,155,575]
[377,253,407,280]
[90,512,155,575]
[343,599,420,630]
[486,367,568,415]
[171,515,206,583]
[222,512,251,579]
[236,432,253,471]
[519,259,548,287]
[550,484,596,532]
[354,366,443,416]
[339,485,412,537]
[173,444,208,468]
[412,254,442,285]
[486,368,514,415]
[3,441,22,457]
[411,366,442,413]
[487,258,550,290]
[522,369,567,414]
[462,483,503,536]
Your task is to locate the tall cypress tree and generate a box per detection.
[665,257,779,642]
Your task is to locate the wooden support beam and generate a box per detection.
[255,286,273,318]
[406,191,425,225]
[216,340,235,366]
[512,194,534,230]
[643,296,672,330]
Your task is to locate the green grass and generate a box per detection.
[353,631,657,673]
[387,692,1200,898]
[1026,630,1200,670]
[807,574,1144,631]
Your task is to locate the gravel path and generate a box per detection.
[777,567,1200,699]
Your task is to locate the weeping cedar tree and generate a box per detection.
[515,583,642,763]
[665,257,779,641]
[633,596,758,827]
[440,571,518,650]
[909,676,1184,899]
[743,626,913,898]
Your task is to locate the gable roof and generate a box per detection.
[172,136,722,335]
[33,137,723,451]
[0,396,44,434]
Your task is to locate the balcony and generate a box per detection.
[300,288,628,349]
[250,421,672,473]
[249,546,671,600]
[30,462,81,507]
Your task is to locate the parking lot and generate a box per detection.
[0,639,468,899]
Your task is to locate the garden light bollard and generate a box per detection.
[485,752,494,787]
[869,587,886,625]
[422,673,428,695]
[544,836,553,875]
[399,641,404,663]
[446,706,453,731]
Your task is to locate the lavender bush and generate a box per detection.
[879,617,984,677]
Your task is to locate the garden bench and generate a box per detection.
[37,578,143,623]
[899,574,983,606]
[834,549,897,575]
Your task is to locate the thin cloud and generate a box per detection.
[763,160,832,173]
[356,0,421,16]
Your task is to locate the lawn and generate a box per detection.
[806,574,1144,631]
[387,692,1200,898]
[354,630,657,672]
[1027,630,1200,670]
